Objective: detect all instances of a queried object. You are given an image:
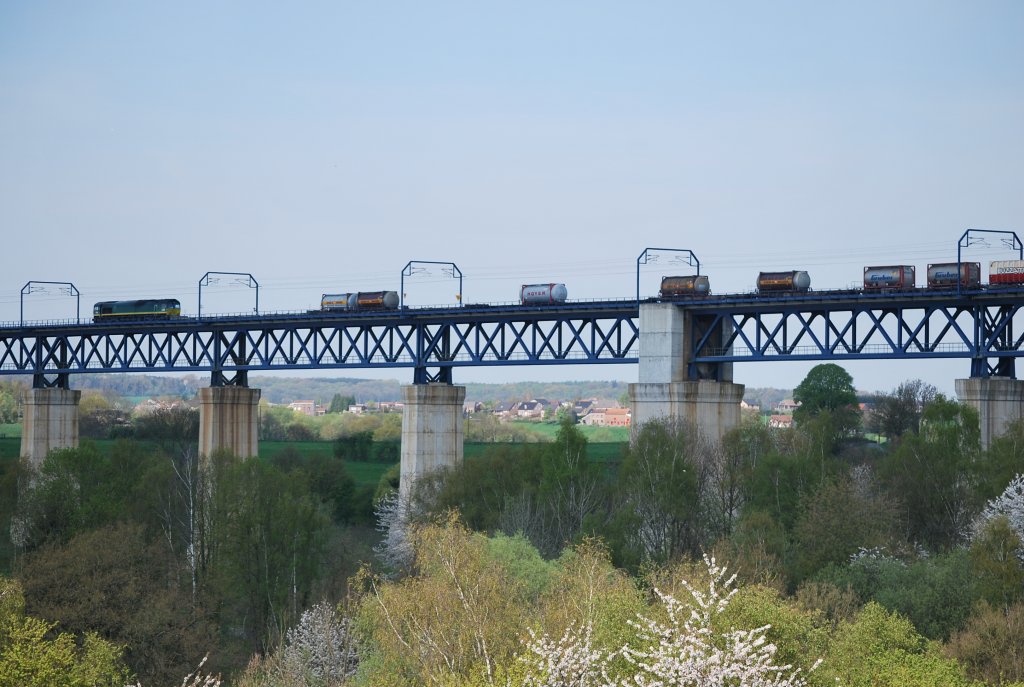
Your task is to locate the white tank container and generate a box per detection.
[520,283,568,304]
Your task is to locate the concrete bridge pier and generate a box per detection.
[629,302,744,443]
[955,377,1024,451]
[400,383,466,497]
[21,387,81,469]
[630,380,745,443]
[198,386,261,460]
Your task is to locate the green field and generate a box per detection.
[0,424,20,439]
[0,438,20,461]
[506,420,630,442]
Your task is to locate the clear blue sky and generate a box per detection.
[2,2,1022,392]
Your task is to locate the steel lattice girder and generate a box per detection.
[689,299,1023,369]
[0,310,641,376]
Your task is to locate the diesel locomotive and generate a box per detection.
[93,299,181,322]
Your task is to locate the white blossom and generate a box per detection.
[374,490,415,574]
[124,655,221,687]
[521,555,819,687]
[279,602,358,686]
[522,623,607,687]
[972,473,1024,561]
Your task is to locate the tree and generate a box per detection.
[536,418,603,556]
[973,472,1024,561]
[327,393,356,414]
[77,393,131,439]
[0,577,131,687]
[970,516,1024,610]
[977,421,1024,503]
[879,395,978,550]
[868,379,937,441]
[816,549,975,641]
[823,602,973,686]
[206,454,327,652]
[792,363,860,432]
[133,406,200,458]
[947,601,1024,685]
[611,419,713,564]
[0,381,23,425]
[18,523,216,685]
[521,555,821,687]
[792,469,899,583]
[12,443,159,551]
[358,513,534,686]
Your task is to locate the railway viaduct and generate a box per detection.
[6,240,1024,491]
[6,292,1024,494]
[12,299,748,492]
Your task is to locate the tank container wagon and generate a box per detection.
[863,265,915,290]
[315,291,400,311]
[520,283,568,305]
[756,271,811,293]
[659,275,710,298]
[926,263,981,289]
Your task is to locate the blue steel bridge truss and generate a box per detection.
[0,289,1022,388]
[0,302,641,387]
[687,289,1024,380]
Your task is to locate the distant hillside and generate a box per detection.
[55,374,635,406]
[73,373,202,398]
[742,387,792,410]
[256,377,633,405]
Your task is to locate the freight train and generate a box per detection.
[87,257,1024,324]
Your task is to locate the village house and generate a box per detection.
[573,399,596,416]
[580,407,631,427]
[768,414,794,429]
[515,399,551,420]
[776,399,801,413]
[287,400,317,416]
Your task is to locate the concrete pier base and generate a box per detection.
[198,386,261,460]
[629,380,745,444]
[21,388,81,468]
[400,384,466,496]
[955,377,1024,451]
